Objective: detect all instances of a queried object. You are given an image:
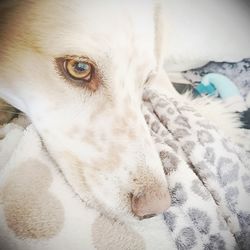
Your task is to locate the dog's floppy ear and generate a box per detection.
[154,0,166,72]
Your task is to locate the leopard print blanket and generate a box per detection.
[0,89,249,250]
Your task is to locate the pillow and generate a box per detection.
[162,0,250,72]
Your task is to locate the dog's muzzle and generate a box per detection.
[131,188,171,219]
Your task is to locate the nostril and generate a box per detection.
[140,214,156,220]
[131,189,171,218]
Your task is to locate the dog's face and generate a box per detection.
[0,0,170,220]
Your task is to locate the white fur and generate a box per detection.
[246,92,250,108]
[0,0,171,220]
[0,0,248,222]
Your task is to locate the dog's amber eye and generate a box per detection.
[56,56,100,91]
[65,59,92,81]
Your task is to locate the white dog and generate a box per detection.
[0,0,247,221]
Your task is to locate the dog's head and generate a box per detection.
[0,0,170,220]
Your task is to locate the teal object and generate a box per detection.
[197,73,240,99]
[194,82,216,96]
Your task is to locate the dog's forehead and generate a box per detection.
[17,0,156,58]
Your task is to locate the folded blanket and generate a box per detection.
[0,89,250,250]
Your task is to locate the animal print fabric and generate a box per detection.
[143,89,250,250]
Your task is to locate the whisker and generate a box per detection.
[0,104,15,107]
[0,109,25,116]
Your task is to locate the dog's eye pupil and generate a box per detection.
[65,58,93,80]
[74,62,90,72]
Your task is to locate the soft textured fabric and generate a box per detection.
[0,88,250,250]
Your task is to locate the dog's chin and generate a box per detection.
[84,197,135,222]
[98,207,137,223]
[82,187,168,222]
[95,206,160,223]
[67,181,134,221]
